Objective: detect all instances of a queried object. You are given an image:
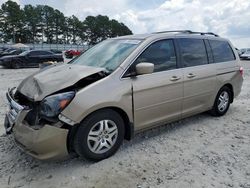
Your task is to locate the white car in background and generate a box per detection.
[240,48,250,54]
[240,51,250,60]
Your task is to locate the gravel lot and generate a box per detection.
[0,62,250,188]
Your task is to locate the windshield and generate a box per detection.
[19,51,30,56]
[71,39,141,72]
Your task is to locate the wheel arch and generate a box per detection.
[86,107,134,141]
[68,106,134,152]
[108,106,134,141]
[223,83,234,103]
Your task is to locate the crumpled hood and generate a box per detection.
[17,64,105,101]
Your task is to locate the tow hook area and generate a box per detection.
[13,123,69,160]
[4,116,12,134]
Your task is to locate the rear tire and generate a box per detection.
[74,109,125,161]
[11,61,20,69]
[210,86,232,116]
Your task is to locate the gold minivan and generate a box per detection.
[5,31,243,161]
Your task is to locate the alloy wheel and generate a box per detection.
[218,91,229,112]
[87,120,118,154]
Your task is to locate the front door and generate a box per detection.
[128,39,183,130]
[27,51,39,67]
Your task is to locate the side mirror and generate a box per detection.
[136,62,154,75]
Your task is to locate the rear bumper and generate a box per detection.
[234,79,243,98]
[240,56,250,60]
[5,88,69,161]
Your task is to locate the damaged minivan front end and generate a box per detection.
[4,38,141,161]
[5,64,108,160]
[5,87,70,160]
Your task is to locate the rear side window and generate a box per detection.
[204,40,214,63]
[39,51,52,55]
[178,38,208,67]
[30,51,42,56]
[29,51,38,56]
[209,40,235,63]
[30,51,52,56]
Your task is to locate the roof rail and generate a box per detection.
[153,30,192,34]
[152,30,219,37]
[190,31,219,37]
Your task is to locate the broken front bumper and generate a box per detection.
[5,88,69,160]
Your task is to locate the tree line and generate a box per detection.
[0,0,133,45]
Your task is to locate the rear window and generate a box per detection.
[178,38,208,67]
[209,40,235,63]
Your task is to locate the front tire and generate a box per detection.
[4,116,11,134]
[74,109,125,161]
[210,86,232,116]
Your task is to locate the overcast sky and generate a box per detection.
[1,0,250,48]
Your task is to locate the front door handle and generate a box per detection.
[170,76,181,81]
[187,73,196,78]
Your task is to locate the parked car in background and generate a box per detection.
[4,30,243,161]
[65,49,82,59]
[240,48,250,55]
[0,48,15,54]
[0,50,63,68]
[0,48,23,57]
[50,49,63,54]
[240,51,250,60]
[0,47,8,53]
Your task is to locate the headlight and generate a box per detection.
[40,91,75,118]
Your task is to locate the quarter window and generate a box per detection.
[29,51,41,56]
[39,51,52,55]
[178,38,208,67]
[209,40,235,63]
[134,39,177,73]
[29,51,52,56]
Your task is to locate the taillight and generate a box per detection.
[240,67,243,76]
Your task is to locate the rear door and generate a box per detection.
[208,39,241,96]
[126,39,183,130]
[177,38,217,117]
[38,51,54,62]
[27,51,39,67]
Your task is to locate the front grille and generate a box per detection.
[14,91,40,125]
[14,90,59,126]
[25,107,40,125]
[14,91,34,107]
[6,88,25,124]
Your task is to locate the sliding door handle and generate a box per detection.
[187,73,196,78]
[170,76,181,81]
